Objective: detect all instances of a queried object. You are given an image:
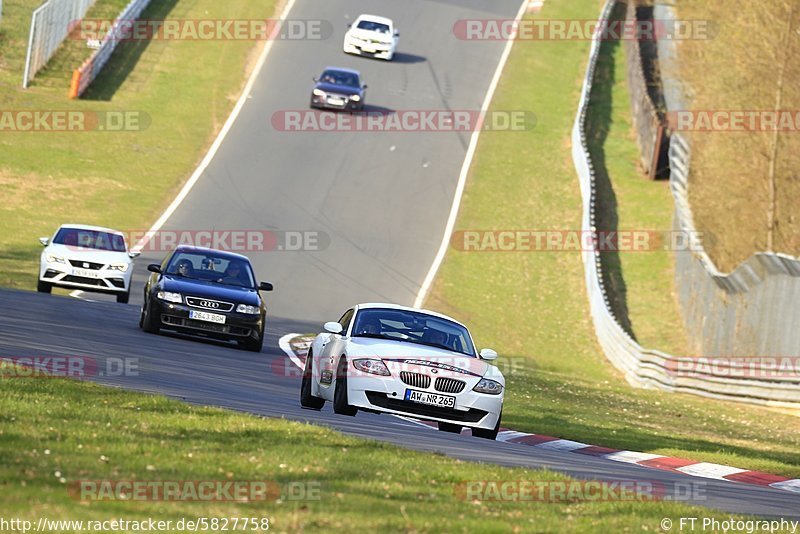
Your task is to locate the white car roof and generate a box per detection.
[58,223,125,236]
[354,14,394,26]
[355,302,465,327]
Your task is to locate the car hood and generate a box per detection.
[160,276,261,305]
[348,27,393,43]
[314,82,362,96]
[346,337,497,380]
[46,244,131,264]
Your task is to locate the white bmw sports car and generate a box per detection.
[301,303,504,439]
[38,224,139,303]
[343,14,399,61]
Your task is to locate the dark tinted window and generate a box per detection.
[53,228,127,252]
[166,252,256,288]
[319,70,360,87]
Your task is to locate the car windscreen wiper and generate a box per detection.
[353,333,392,340]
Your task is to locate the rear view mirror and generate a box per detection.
[259,281,274,291]
[479,348,498,361]
[324,321,343,334]
[147,264,162,274]
[39,237,49,246]
[128,251,141,258]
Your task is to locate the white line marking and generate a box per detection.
[496,430,531,442]
[278,333,305,371]
[769,479,800,493]
[676,463,748,480]
[603,451,665,464]
[534,439,590,452]
[413,0,529,308]
[130,0,298,253]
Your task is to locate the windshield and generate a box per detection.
[319,70,360,87]
[351,308,476,357]
[357,20,391,34]
[166,252,256,288]
[53,228,127,252]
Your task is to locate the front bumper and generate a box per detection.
[346,374,502,430]
[343,37,394,59]
[310,92,363,111]
[149,299,263,341]
[39,261,130,293]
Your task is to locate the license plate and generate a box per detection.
[405,389,455,408]
[327,97,345,106]
[72,268,99,278]
[189,310,226,324]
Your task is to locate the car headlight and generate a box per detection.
[156,291,182,304]
[46,254,67,264]
[473,378,503,395]
[313,89,326,97]
[350,94,361,102]
[352,358,390,376]
[107,263,129,272]
[236,304,260,314]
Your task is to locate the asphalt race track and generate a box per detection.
[2,0,799,519]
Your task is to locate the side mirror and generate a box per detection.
[479,348,498,361]
[362,84,368,89]
[346,22,352,28]
[324,321,343,335]
[394,30,399,37]
[128,251,141,258]
[259,281,274,291]
[39,237,49,246]
[312,77,318,83]
[147,264,162,274]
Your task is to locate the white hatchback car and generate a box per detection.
[38,224,139,303]
[301,303,504,439]
[343,14,399,61]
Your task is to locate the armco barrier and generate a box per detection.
[573,0,800,407]
[69,0,152,98]
[23,0,96,88]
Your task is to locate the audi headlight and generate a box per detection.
[352,358,390,376]
[313,89,326,97]
[473,378,503,395]
[236,304,259,314]
[350,94,361,102]
[156,291,182,304]
[46,254,66,264]
[107,263,129,272]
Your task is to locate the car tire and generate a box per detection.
[37,280,52,293]
[300,351,325,410]
[437,422,462,434]
[239,330,264,352]
[141,299,160,334]
[333,357,358,416]
[116,291,130,304]
[472,411,501,440]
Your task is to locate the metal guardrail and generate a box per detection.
[573,0,800,407]
[69,0,152,98]
[23,0,97,88]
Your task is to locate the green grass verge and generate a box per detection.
[0,375,741,532]
[0,0,273,292]
[425,0,800,478]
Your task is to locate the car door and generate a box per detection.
[318,308,354,389]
